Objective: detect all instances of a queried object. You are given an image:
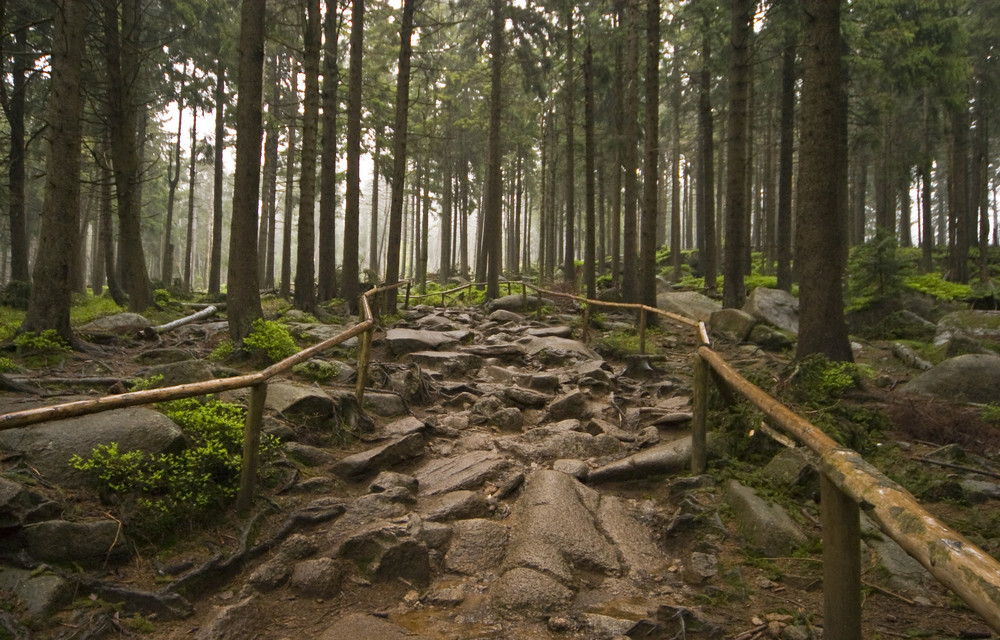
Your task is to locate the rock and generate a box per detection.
[470,395,505,423]
[526,326,574,338]
[749,324,795,351]
[517,373,562,392]
[369,471,419,495]
[861,514,932,596]
[332,433,425,478]
[588,436,699,483]
[899,354,1000,404]
[937,310,1000,341]
[383,328,464,355]
[415,451,514,496]
[288,557,346,597]
[421,490,490,522]
[133,348,193,365]
[489,309,522,324]
[502,386,551,409]
[0,567,71,618]
[246,559,292,592]
[488,567,573,614]
[596,496,666,578]
[403,351,483,375]
[284,441,336,467]
[337,525,430,587]
[0,477,55,530]
[525,336,601,361]
[78,312,151,334]
[762,448,818,496]
[683,552,719,584]
[377,416,428,439]
[139,359,215,386]
[265,382,336,424]
[657,291,721,323]
[497,428,623,463]
[487,407,524,431]
[363,392,409,417]
[318,613,432,640]
[546,390,590,421]
[724,480,807,556]
[417,520,452,549]
[292,358,347,383]
[504,471,620,582]
[553,459,589,480]
[743,287,799,334]
[878,310,937,341]
[0,408,185,488]
[21,519,129,565]
[485,294,547,313]
[195,597,265,640]
[710,308,757,343]
[424,586,466,606]
[944,333,988,357]
[444,518,508,574]
[959,479,1000,502]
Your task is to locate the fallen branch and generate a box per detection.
[891,342,933,371]
[913,456,1000,480]
[151,305,219,334]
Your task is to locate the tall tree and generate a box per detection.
[776,35,795,292]
[384,0,416,313]
[227,0,266,346]
[317,5,340,301]
[621,0,639,302]
[795,0,852,362]
[208,60,226,296]
[3,9,32,284]
[563,6,576,288]
[722,0,754,308]
[294,0,321,312]
[639,0,660,307]
[696,28,717,293]
[583,42,596,300]
[20,0,86,341]
[482,0,504,300]
[342,0,364,314]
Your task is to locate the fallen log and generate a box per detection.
[151,304,219,334]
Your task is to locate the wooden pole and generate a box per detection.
[355,326,373,405]
[537,287,543,319]
[820,472,862,640]
[581,304,591,342]
[236,382,268,514]
[152,305,218,333]
[404,282,411,309]
[638,307,647,354]
[691,353,709,475]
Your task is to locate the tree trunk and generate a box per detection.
[280,95,297,298]
[482,0,504,300]
[342,0,364,314]
[104,0,151,312]
[7,21,29,283]
[563,8,575,288]
[162,87,185,286]
[621,0,639,303]
[610,0,623,293]
[318,6,340,301]
[208,60,225,296]
[384,0,415,311]
[294,0,321,312]
[260,54,280,290]
[583,43,597,300]
[671,61,683,282]
[184,115,198,292]
[369,140,380,275]
[795,0,853,363]
[639,0,660,307]
[949,105,970,283]
[776,37,795,293]
[20,0,86,342]
[722,0,753,308]
[227,0,266,346]
[440,152,453,284]
[697,32,717,293]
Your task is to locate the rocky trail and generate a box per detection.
[1,293,999,639]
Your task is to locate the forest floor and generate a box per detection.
[2,295,999,640]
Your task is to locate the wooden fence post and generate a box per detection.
[691,353,709,475]
[404,283,411,309]
[355,327,373,405]
[236,382,268,513]
[638,307,648,355]
[581,304,591,342]
[821,472,862,640]
[521,284,527,306]
[536,288,543,319]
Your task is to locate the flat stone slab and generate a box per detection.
[657,291,721,323]
[265,382,336,418]
[725,479,807,556]
[383,328,469,356]
[588,436,697,483]
[332,433,425,478]
[0,408,185,488]
[319,613,431,640]
[414,450,514,496]
[78,312,151,334]
[377,416,428,439]
[402,350,483,375]
[526,326,573,338]
[742,287,799,334]
[899,353,1000,404]
[525,336,601,361]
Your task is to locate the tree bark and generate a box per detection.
[776,37,795,292]
[697,32,717,293]
[20,0,86,342]
[260,54,280,289]
[722,0,753,308]
[583,43,596,300]
[227,0,266,346]
[670,60,683,282]
[7,20,29,283]
[482,0,504,300]
[949,105,970,283]
[621,0,639,303]
[208,60,225,296]
[639,0,660,307]
[318,6,340,301]
[280,97,296,299]
[294,0,321,312]
[384,0,415,312]
[369,139,380,275]
[795,0,852,362]
[184,115,198,292]
[563,8,576,288]
[162,84,185,287]
[342,0,364,314]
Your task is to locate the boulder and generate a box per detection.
[377,416,428,439]
[336,525,430,587]
[284,441,336,467]
[936,310,1000,341]
[899,354,1000,404]
[496,428,623,463]
[588,436,699,483]
[724,480,807,556]
[368,471,419,495]
[743,287,799,334]
[78,312,151,334]
[546,390,590,422]
[265,382,336,423]
[332,433,425,478]
[0,477,58,530]
[288,557,346,598]
[362,392,409,417]
[383,328,466,355]
[139,359,215,386]
[414,450,514,496]
[526,326,574,339]
[21,519,130,565]
[403,350,483,376]
[194,597,266,640]
[525,336,601,361]
[420,490,490,522]
[488,567,573,614]
[487,407,524,431]
[657,291,721,323]
[0,408,185,488]
[488,309,523,324]
[0,567,71,619]
[319,613,432,640]
[877,310,937,341]
[444,518,509,574]
[749,324,795,351]
[485,294,548,313]
[709,308,757,343]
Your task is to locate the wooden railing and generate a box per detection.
[1,278,998,635]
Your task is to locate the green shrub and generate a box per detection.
[0,280,31,310]
[70,398,279,542]
[128,374,164,391]
[242,318,298,363]
[904,273,971,301]
[292,359,340,383]
[847,231,910,309]
[13,329,71,353]
[209,339,235,361]
[981,403,1000,426]
[0,357,18,372]
[788,354,862,405]
[69,294,125,325]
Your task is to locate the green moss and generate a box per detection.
[243,318,299,363]
[903,273,972,301]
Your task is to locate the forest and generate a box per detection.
[0,0,998,359]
